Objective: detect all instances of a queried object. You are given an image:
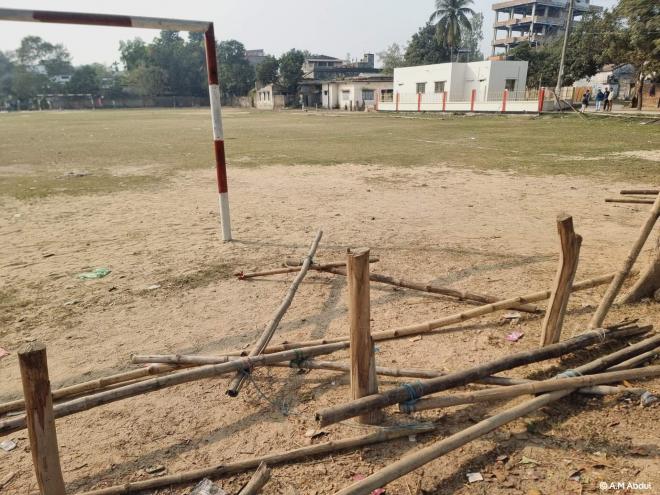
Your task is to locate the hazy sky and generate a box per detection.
[0,0,617,66]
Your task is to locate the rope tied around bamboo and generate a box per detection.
[314,323,650,427]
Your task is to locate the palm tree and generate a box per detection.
[430,0,475,62]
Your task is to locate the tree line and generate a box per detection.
[0,31,309,107]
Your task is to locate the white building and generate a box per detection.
[379,60,542,112]
[322,75,393,110]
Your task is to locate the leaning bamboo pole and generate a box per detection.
[589,193,660,329]
[77,425,437,495]
[227,229,324,397]
[0,342,349,435]
[303,265,540,313]
[400,365,660,412]
[238,462,270,495]
[622,235,660,303]
[315,325,651,427]
[0,364,180,416]
[251,272,621,356]
[334,333,660,495]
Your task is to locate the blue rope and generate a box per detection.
[555,369,583,379]
[402,381,424,404]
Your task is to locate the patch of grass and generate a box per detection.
[0,109,657,200]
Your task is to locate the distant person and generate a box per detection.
[580,90,591,113]
[607,89,615,111]
[603,88,610,111]
[595,89,605,111]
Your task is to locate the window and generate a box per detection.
[434,81,446,93]
[362,89,375,101]
[416,82,426,94]
[380,89,394,102]
[341,90,350,101]
[505,79,516,91]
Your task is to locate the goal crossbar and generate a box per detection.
[0,7,233,241]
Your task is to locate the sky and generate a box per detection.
[0,0,617,67]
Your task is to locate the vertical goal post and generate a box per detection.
[0,8,233,241]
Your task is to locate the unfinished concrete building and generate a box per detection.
[491,0,600,56]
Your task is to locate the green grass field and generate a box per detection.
[0,109,657,199]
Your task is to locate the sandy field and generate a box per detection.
[1,124,659,494]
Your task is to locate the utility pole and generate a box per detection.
[554,0,575,108]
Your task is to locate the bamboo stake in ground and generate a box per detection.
[302,265,540,313]
[623,235,660,303]
[348,248,382,425]
[18,342,66,495]
[238,462,270,495]
[314,324,648,427]
[400,364,660,412]
[334,333,660,495]
[540,214,582,346]
[227,229,323,397]
[77,425,436,495]
[0,342,349,436]
[589,193,660,329]
[247,272,622,356]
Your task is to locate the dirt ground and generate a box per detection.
[1,117,659,494]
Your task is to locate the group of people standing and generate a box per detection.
[580,88,615,113]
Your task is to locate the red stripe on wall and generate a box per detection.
[214,139,229,194]
[204,25,219,85]
[32,10,132,27]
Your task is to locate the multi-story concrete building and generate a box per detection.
[491,0,600,55]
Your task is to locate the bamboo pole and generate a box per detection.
[314,324,650,427]
[18,342,66,495]
[237,257,379,280]
[0,364,179,416]
[333,333,660,495]
[246,272,622,355]
[608,346,660,371]
[605,198,655,205]
[227,229,323,397]
[348,248,382,425]
[307,265,540,313]
[77,425,436,495]
[589,193,660,329]
[622,235,660,303]
[238,463,270,495]
[400,365,660,412]
[0,342,349,436]
[540,214,582,346]
[620,190,659,195]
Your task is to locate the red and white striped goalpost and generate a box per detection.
[0,8,233,241]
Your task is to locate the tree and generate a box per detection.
[404,23,451,66]
[217,39,255,97]
[611,0,659,109]
[278,49,305,93]
[124,65,167,97]
[509,41,559,87]
[16,36,72,75]
[378,44,406,75]
[0,51,14,101]
[460,12,484,62]
[67,65,101,94]
[430,0,475,60]
[255,55,279,85]
[119,38,150,71]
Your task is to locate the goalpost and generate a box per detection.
[0,8,233,241]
